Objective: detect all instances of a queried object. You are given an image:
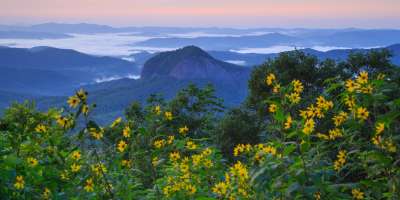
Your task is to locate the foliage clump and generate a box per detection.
[0,51,400,199]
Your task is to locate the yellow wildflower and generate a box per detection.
[314,191,321,200]
[153,105,161,115]
[179,126,189,135]
[345,79,358,93]
[334,150,346,171]
[117,140,128,152]
[344,95,356,109]
[351,188,364,200]
[89,128,104,140]
[284,115,292,129]
[56,116,72,128]
[27,157,38,167]
[91,163,107,176]
[213,182,228,196]
[230,161,249,181]
[164,111,173,120]
[122,126,131,138]
[302,118,315,135]
[84,178,94,192]
[292,79,304,93]
[67,95,80,108]
[14,175,25,190]
[82,104,89,116]
[167,135,175,144]
[332,111,348,127]
[375,123,385,135]
[152,156,160,166]
[356,71,368,84]
[169,152,180,162]
[286,92,301,104]
[268,104,277,113]
[186,141,197,150]
[35,124,47,133]
[265,73,276,86]
[186,184,196,195]
[71,163,81,172]
[121,159,132,168]
[42,187,51,199]
[71,150,81,160]
[154,139,166,149]
[76,88,87,100]
[356,107,369,120]
[272,84,280,93]
[328,128,343,140]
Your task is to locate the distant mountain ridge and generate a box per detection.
[0,46,139,95]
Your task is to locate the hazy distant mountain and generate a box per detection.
[0,31,72,39]
[0,46,139,95]
[307,30,400,47]
[135,29,400,50]
[136,33,298,50]
[130,44,400,67]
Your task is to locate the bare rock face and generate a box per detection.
[141,46,250,82]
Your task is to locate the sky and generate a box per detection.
[1,0,400,28]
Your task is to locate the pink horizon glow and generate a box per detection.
[1,0,399,28]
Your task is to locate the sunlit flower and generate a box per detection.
[212,182,228,196]
[164,111,173,121]
[89,128,104,140]
[352,188,364,200]
[356,71,369,84]
[356,107,369,121]
[71,150,81,160]
[284,115,292,129]
[153,105,161,115]
[42,187,51,199]
[56,116,72,128]
[91,163,107,176]
[268,104,277,113]
[152,156,160,166]
[167,135,175,144]
[286,92,301,104]
[14,175,25,190]
[82,104,89,116]
[332,111,348,127]
[185,184,196,195]
[265,73,276,86]
[314,191,321,200]
[272,84,281,93]
[122,126,131,138]
[76,89,87,100]
[345,79,358,93]
[375,123,385,135]
[27,157,38,167]
[35,124,47,133]
[154,139,166,149]
[302,118,315,135]
[84,178,94,192]
[117,140,128,152]
[179,126,189,135]
[292,79,304,93]
[121,159,132,168]
[334,150,346,171]
[169,152,180,162]
[67,95,80,108]
[71,163,81,172]
[186,141,197,150]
